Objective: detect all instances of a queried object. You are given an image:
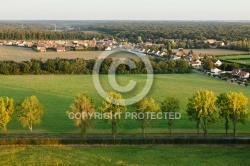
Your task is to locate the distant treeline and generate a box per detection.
[85,22,250,42]
[0,29,110,40]
[0,58,192,75]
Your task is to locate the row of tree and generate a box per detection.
[1,90,248,139]
[0,58,192,75]
[68,90,249,139]
[0,96,43,133]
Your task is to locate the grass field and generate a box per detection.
[172,49,248,56]
[218,54,250,65]
[0,73,250,135]
[0,145,249,165]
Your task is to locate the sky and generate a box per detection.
[0,0,249,20]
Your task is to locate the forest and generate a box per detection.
[1,21,250,51]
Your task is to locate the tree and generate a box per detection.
[160,96,180,135]
[67,93,95,140]
[226,92,249,139]
[217,93,230,135]
[16,96,44,132]
[133,97,159,137]
[99,92,127,138]
[0,97,14,133]
[137,36,142,43]
[203,59,214,70]
[187,90,218,136]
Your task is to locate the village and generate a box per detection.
[0,38,249,80]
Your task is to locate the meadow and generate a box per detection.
[0,145,249,165]
[218,54,250,65]
[0,73,250,135]
[172,49,248,56]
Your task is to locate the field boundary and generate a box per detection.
[0,136,250,145]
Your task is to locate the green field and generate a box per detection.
[218,54,250,65]
[0,73,250,135]
[0,145,249,165]
[172,49,248,56]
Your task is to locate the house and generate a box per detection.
[36,46,46,52]
[160,52,166,56]
[237,71,249,79]
[74,46,84,51]
[56,46,66,52]
[105,47,112,51]
[212,59,222,66]
[6,41,13,46]
[144,42,153,46]
[18,40,26,47]
[190,60,202,69]
[205,39,217,45]
[25,42,33,47]
[156,51,160,55]
[0,40,6,45]
[232,69,241,76]
[211,67,221,75]
[176,48,184,57]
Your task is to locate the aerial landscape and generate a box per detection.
[0,0,250,166]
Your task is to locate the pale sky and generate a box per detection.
[0,0,249,20]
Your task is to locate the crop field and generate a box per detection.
[172,49,248,56]
[0,73,249,134]
[0,46,140,62]
[0,145,249,166]
[0,46,248,62]
[218,54,250,65]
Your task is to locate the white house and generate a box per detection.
[18,41,26,47]
[211,67,221,75]
[105,47,112,51]
[190,60,202,69]
[6,41,12,46]
[213,59,222,66]
[237,71,250,79]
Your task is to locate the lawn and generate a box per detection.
[0,73,249,135]
[0,145,249,166]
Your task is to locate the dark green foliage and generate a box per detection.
[0,58,192,75]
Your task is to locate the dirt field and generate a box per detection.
[172,49,248,55]
[0,46,140,62]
